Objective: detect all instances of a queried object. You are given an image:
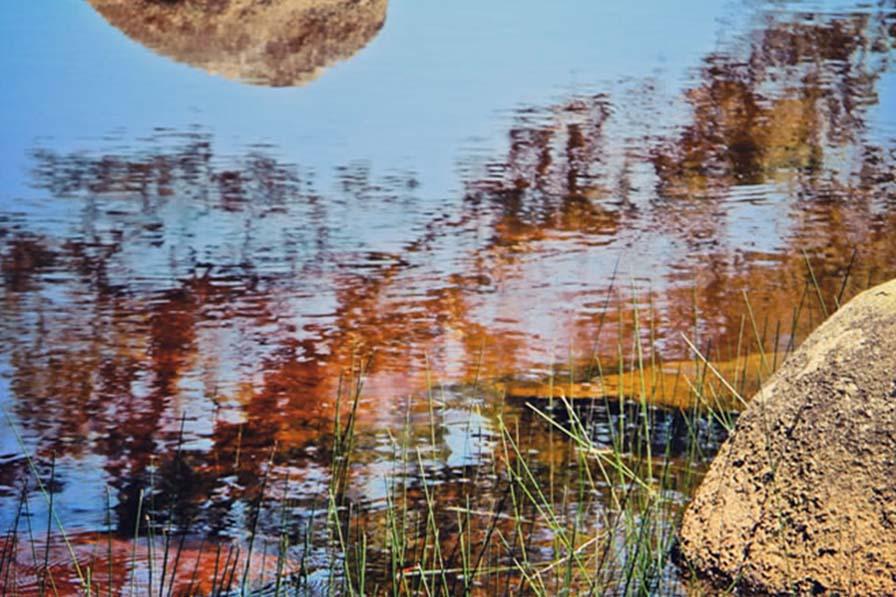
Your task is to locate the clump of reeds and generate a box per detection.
[0,255,865,595]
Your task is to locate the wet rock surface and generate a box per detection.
[679,279,896,595]
[87,0,388,86]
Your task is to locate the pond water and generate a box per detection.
[1,0,895,593]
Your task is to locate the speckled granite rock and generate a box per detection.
[679,279,896,595]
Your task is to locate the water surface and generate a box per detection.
[1,0,895,592]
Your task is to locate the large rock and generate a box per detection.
[87,0,388,87]
[679,279,896,595]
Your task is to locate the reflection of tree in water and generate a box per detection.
[645,9,896,358]
[652,10,894,200]
[2,133,517,540]
[461,7,896,365]
[466,95,625,246]
[31,135,302,212]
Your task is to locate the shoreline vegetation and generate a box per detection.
[1,264,883,595]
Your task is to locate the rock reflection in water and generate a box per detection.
[87,0,388,86]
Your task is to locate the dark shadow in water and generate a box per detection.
[87,0,388,86]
